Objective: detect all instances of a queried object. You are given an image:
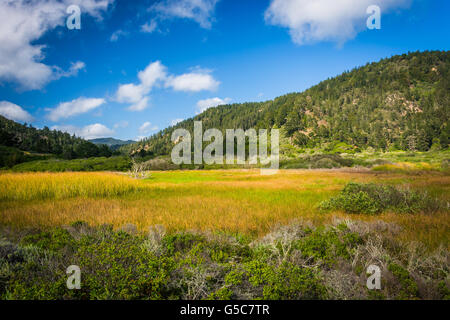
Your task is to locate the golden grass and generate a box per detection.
[0,170,448,249]
[0,172,142,201]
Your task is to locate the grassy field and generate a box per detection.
[1,169,448,249]
[1,169,449,300]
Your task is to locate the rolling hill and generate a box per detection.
[89,138,135,150]
[122,51,449,156]
[0,115,112,167]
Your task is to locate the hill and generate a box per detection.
[89,138,135,150]
[122,51,449,157]
[0,115,112,167]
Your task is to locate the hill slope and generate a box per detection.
[0,115,112,162]
[123,51,449,156]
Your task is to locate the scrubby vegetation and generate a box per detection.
[320,183,446,215]
[8,156,132,172]
[0,220,448,300]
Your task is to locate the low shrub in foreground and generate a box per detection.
[0,220,448,300]
[319,182,445,214]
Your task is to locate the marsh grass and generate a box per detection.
[0,172,142,201]
[0,170,448,249]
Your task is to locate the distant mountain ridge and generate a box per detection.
[122,50,449,156]
[89,138,135,148]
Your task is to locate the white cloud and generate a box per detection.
[129,96,150,112]
[166,72,219,92]
[116,61,167,111]
[47,97,106,121]
[0,0,113,90]
[52,123,114,140]
[139,121,159,135]
[138,61,168,88]
[265,0,411,45]
[0,101,34,122]
[53,61,86,79]
[110,29,128,42]
[196,97,231,113]
[151,0,219,29]
[171,118,183,126]
[115,61,219,111]
[116,83,148,104]
[141,20,158,33]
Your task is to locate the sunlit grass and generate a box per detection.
[0,169,448,249]
[0,172,143,201]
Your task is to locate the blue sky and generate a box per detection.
[0,0,449,141]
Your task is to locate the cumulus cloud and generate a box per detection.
[47,97,106,121]
[265,0,411,45]
[151,0,219,29]
[0,101,34,122]
[116,61,219,111]
[139,121,159,135]
[166,72,219,92]
[196,97,231,114]
[52,123,114,140]
[0,0,113,90]
[116,61,167,111]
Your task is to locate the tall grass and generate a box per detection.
[0,172,142,201]
[0,170,448,248]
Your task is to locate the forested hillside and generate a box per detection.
[123,51,449,156]
[0,115,111,160]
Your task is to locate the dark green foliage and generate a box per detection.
[0,115,113,160]
[293,225,363,266]
[0,145,53,168]
[0,222,447,300]
[320,182,445,214]
[388,263,419,299]
[20,229,75,252]
[280,154,358,169]
[244,260,327,299]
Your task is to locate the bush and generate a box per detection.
[320,182,445,214]
[280,154,355,169]
[0,222,447,300]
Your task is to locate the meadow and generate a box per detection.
[1,169,448,248]
[0,168,449,300]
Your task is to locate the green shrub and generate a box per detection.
[0,222,447,300]
[388,263,419,299]
[320,182,444,214]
